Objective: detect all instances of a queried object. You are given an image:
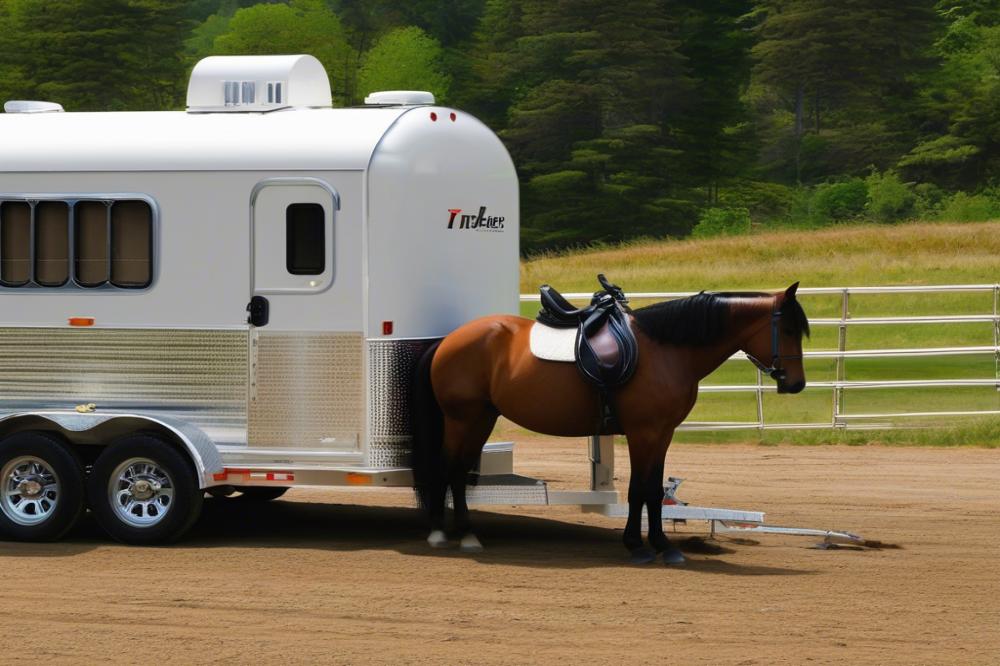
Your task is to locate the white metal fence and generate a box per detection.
[521,284,1000,431]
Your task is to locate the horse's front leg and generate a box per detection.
[623,429,669,564]
[624,430,683,565]
[644,453,686,566]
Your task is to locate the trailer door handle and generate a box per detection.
[247,296,269,327]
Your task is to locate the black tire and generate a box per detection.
[0,431,85,542]
[236,486,289,502]
[88,434,203,545]
[205,485,237,499]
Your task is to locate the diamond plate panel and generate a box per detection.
[366,338,437,468]
[0,327,247,442]
[249,331,364,449]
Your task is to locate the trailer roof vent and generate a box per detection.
[186,54,332,113]
[4,100,64,114]
[364,91,435,106]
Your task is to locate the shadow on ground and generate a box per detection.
[192,498,814,575]
[0,498,819,575]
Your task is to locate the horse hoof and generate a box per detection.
[427,529,449,549]
[459,534,484,553]
[662,548,687,566]
[629,547,656,565]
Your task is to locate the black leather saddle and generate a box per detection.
[536,275,639,432]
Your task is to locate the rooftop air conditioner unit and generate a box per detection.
[186,54,332,113]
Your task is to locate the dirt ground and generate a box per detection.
[1,439,998,665]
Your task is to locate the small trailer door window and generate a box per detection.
[286,203,325,275]
[0,201,31,286]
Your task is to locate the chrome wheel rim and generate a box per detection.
[108,458,174,528]
[1,456,61,526]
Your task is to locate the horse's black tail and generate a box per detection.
[409,340,445,517]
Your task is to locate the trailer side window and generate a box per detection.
[286,203,325,275]
[0,202,32,286]
[75,201,109,287]
[110,200,153,288]
[0,196,154,291]
[35,201,70,287]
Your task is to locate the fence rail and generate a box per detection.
[520,283,1000,431]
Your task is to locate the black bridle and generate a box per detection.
[745,300,803,382]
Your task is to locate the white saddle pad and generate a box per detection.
[529,322,577,362]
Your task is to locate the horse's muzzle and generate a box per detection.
[778,380,805,394]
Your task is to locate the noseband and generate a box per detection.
[745,300,802,382]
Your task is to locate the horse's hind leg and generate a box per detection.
[623,469,654,564]
[442,409,498,553]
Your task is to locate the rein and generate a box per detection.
[744,298,803,381]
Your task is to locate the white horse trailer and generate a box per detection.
[0,55,520,543]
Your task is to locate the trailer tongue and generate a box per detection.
[463,437,870,550]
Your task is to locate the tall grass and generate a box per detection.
[521,220,1000,293]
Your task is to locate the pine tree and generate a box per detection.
[751,0,941,182]
[499,0,695,248]
[900,8,1000,187]
[673,0,756,204]
[0,0,193,111]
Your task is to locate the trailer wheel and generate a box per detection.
[237,487,289,502]
[0,431,85,542]
[88,434,203,545]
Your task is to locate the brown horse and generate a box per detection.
[410,282,809,565]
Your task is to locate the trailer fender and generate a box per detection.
[0,411,223,488]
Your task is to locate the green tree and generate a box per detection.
[900,9,1000,187]
[674,0,756,203]
[448,0,524,126]
[357,26,452,101]
[751,0,940,183]
[0,0,193,111]
[499,0,694,248]
[333,0,484,47]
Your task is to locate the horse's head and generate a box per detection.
[743,282,809,394]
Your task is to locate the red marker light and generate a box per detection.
[382,321,394,335]
[430,112,438,122]
[450,112,457,122]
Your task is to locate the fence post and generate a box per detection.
[833,288,849,426]
[994,284,999,392]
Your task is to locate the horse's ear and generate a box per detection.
[784,282,800,300]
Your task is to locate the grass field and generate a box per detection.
[515,221,1000,447]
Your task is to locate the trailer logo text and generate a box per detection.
[447,207,505,232]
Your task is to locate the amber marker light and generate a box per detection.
[68,317,95,327]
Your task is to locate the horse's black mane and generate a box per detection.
[632,291,810,346]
